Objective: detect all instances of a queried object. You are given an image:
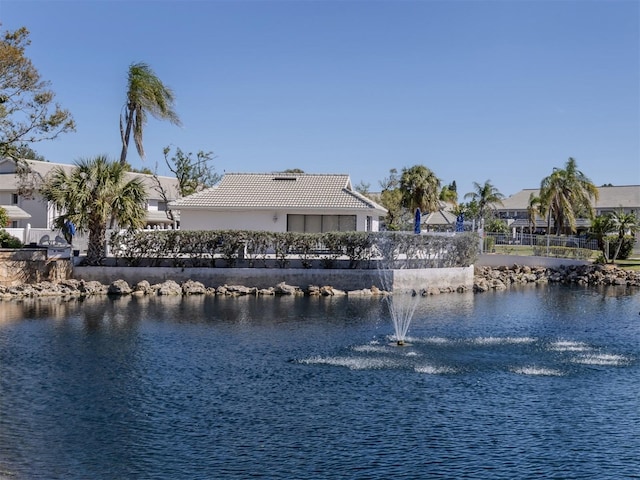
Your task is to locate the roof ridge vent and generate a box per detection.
[272,176,297,181]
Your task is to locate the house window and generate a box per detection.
[12,193,18,205]
[366,216,372,232]
[287,215,357,233]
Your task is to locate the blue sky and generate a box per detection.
[2,0,638,197]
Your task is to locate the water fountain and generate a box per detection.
[384,291,420,346]
[375,233,422,346]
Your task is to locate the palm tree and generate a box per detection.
[399,165,441,214]
[539,158,598,235]
[463,180,504,228]
[525,192,543,244]
[40,156,148,265]
[589,214,616,262]
[120,62,181,165]
[609,210,638,263]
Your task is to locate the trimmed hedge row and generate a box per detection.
[531,245,593,260]
[109,230,480,269]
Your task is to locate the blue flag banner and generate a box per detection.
[455,214,464,232]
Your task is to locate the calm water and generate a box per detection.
[0,285,638,479]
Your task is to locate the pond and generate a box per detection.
[0,285,638,479]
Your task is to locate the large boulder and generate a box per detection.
[133,280,152,295]
[155,280,182,295]
[182,280,207,295]
[274,282,302,295]
[108,279,131,295]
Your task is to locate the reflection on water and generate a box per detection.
[0,285,638,479]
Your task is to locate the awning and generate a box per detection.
[0,205,31,220]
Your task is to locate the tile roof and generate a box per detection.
[499,185,640,210]
[171,173,388,213]
[423,209,457,226]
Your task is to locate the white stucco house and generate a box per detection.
[170,172,388,232]
[0,157,180,229]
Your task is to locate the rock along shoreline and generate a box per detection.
[0,264,638,299]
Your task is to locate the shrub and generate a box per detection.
[245,231,272,267]
[483,236,495,253]
[0,207,9,229]
[108,229,480,269]
[0,230,22,248]
[605,235,635,261]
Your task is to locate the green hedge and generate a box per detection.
[109,230,479,269]
[532,245,593,260]
[0,230,23,248]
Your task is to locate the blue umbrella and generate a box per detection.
[414,208,421,234]
[63,220,76,244]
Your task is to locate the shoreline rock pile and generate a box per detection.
[473,264,640,292]
[0,265,637,299]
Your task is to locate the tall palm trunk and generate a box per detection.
[87,221,107,265]
[120,106,133,165]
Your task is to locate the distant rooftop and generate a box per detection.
[499,185,640,210]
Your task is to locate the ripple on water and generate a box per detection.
[471,336,537,345]
[414,364,457,375]
[570,353,632,366]
[511,366,565,376]
[299,355,397,370]
[548,340,591,352]
[351,344,389,354]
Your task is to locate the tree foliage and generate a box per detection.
[399,165,441,214]
[539,158,598,235]
[379,168,404,230]
[161,146,220,197]
[526,192,542,233]
[589,214,616,262]
[12,143,45,161]
[354,180,370,195]
[463,180,504,226]
[152,146,220,223]
[0,25,75,157]
[439,182,458,205]
[0,205,9,228]
[40,155,148,265]
[608,210,638,263]
[120,62,180,165]
[589,210,637,263]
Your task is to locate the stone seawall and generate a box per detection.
[0,261,637,299]
[71,265,475,294]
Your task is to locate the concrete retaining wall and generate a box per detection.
[72,265,474,292]
[0,248,72,286]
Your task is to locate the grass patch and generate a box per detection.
[615,254,640,271]
[492,245,599,261]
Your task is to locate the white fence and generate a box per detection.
[484,232,599,251]
[5,227,89,253]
